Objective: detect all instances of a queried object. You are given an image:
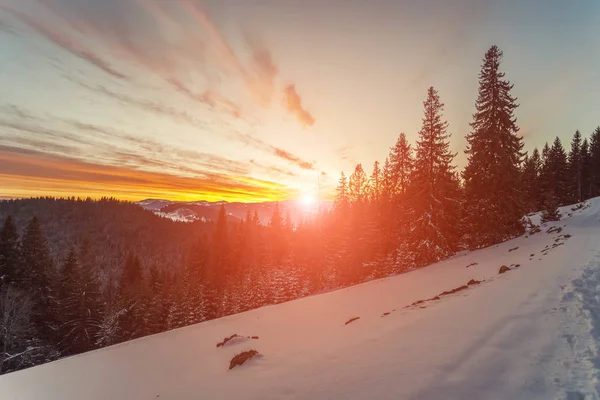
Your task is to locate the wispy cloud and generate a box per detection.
[0,145,294,202]
[283,84,316,127]
[274,147,314,170]
[2,4,128,80]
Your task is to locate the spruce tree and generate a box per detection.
[334,172,349,211]
[20,217,57,347]
[546,137,569,206]
[369,161,382,204]
[462,45,524,248]
[117,254,145,341]
[567,130,583,203]
[57,246,102,355]
[590,127,600,197]
[348,163,369,204]
[381,157,393,201]
[388,133,413,196]
[521,148,542,212]
[581,138,592,200]
[0,216,22,287]
[409,86,459,266]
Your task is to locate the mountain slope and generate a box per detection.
[2,199,600,400]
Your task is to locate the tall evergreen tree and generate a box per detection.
[20,217,57,346]
[334,172,349,211]
[388,133,413,196]
[57,245,102,355]
[369,161,382,204]
[521,148,542,212]
[409,87,459,266]
[590,127,600,197]
[0,216,22,287]
[567,130,583,202]
[348,163,369,204]
[581,138,592,200]
[462,45,524,248]
[117,253,145,341]
[545,137,569,206]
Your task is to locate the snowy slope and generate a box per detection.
[2,199,600,400]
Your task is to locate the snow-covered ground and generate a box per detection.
[2,199,600,400]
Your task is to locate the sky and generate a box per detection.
[0,0,599,202]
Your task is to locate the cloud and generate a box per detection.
[249,160,295,177]
[0,145,294,202]
[283,84,316,127]
[1,4,128,80]
[274,148,314,170]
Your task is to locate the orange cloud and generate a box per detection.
[274,148,314,170]
[283,84,315,127]
[0,146,295,202]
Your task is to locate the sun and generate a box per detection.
[301,192,316,208]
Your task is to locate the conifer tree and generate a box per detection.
[348,163,369,204]
[581,138,592,200]
[567,130,583,203]
[521,148,542,212]
[545,137,569,206]
[334,172,349,211]
[590,127,600,197]
[409,87,459,266]
[369,161,382,204]
[57,245,102,355]
[117,254,145,341]
[20,217,57,347]
[462,45,524,247]
[388,133,413,196]
[0,216,22,287]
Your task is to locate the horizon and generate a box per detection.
[1,0,600,202]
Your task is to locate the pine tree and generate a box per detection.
[545,137,569,206]
[388,133,413,196]
[334,172,349,211]
[590,127,600,197]
[20,217,58,347]
[462,45,524,248]
[567,130,583,203]
[57,245,102,355]
[369,161,382,204]
[0,216,22,287]
[117,253,145,341]
[581,138,592,200]
[409,87,459,266]
[521,148,542,212]
[381,157,393,201]
[348,163,369,204]
[541,192,561,223]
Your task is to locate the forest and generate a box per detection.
[1,45,600,374]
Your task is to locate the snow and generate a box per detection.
[2,199,600,400]
[155,208,199,223]
[136,199,172,211]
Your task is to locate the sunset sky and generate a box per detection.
[1,0,599,202]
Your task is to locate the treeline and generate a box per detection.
[1,45,600,374]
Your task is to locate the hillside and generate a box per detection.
[1,198,599,399]
[0,198,208,273]
[137,198,330,224]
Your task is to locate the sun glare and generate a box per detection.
[301,192,316,208]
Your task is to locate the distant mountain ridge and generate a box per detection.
[135,198,332,224]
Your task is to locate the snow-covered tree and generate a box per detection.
[348,163,369,204]
[567,130,583,203]
[462,45,524,248]
[409,86,459,266]
[388,132,413,196]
